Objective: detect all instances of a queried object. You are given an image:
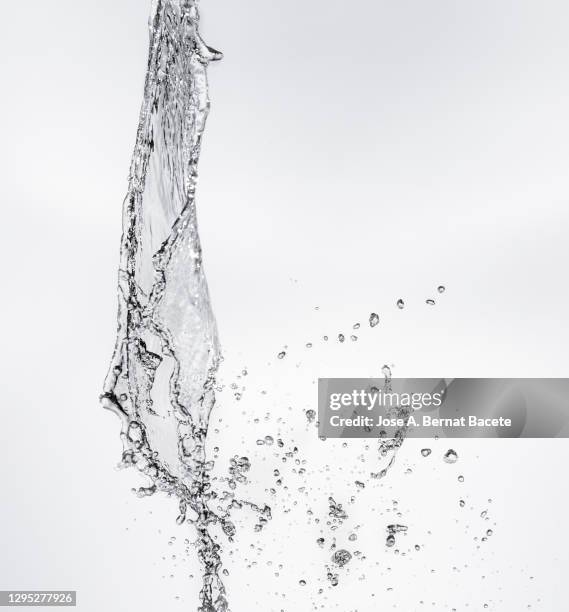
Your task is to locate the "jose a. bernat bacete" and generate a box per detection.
[328,414,513,428]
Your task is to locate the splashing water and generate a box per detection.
[100,1,231,609]
[96,3,480,608]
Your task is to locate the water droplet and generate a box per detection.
[350,335,358,341]
[277,351,286,359]
[348,533,357,542]
[438,285,446,293]
[421,448,432,457]
[305,342,312,348]
[458,475,464,482]
[426,299,435,306]
[353,323,361,330]
[328,497,348,520]
[299,579,306,586]
[331,549,352,567]
[459,499,465,508]
[222,522,236,538]
[264,436,274,445]
[316,537,325,548]
[444,449,458,464]
[486,529,493,537]
[386,535,396,547]
[338,334,345,343]
[396,299,405,309]
[323,335,329,341]
[369,313,380,327]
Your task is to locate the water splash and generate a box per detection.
[100,2,230,609]
[371,365,410,480]
[96,4,489,607]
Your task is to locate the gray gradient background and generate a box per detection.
[1,0,569,610]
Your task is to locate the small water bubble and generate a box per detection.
[386,535,396,547]
[277,351,286,359]
[459,499,465,508]
[369,313,380,327]
[299,579,306,586]
[316,537,325,548]
[349,533,357,542]
[381,365,392,379]
[426,299,435,306]
[305,343,313,349]
[486,529,493,537]
[438,285,446,293]
[396,299,405,309]
[421,448,432,457]
[323,336,329,341]
[264,436,274,445]
[305,409,316,423]
[338,334,345,343]
[444,449,458,464]
[350,335,358,342]
[458,475,464,482]
[353,323,361,330]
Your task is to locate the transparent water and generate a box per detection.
[101,5,409,609]
[99,3,542,611]
[101,1,229,609]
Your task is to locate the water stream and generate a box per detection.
[101,1,228,609]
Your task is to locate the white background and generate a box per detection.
[1,0,569,610]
